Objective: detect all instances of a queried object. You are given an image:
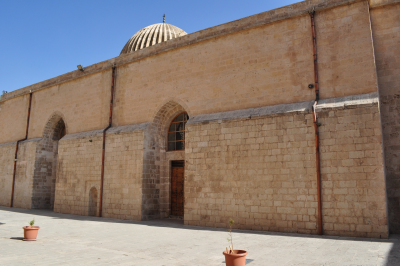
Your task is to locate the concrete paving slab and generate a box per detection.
[0,207,399,266]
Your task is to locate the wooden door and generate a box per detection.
[171,161,184,216]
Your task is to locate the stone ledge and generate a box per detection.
[187,92,379,124]
[369,0,400,8]
[59,123,150,141]
[0,141,17,148]
[61,129,104,141]
[107,123,150,135]
[315,92,379,111]
[187,101,314,125]
[0,138,42,147]
[20,138,42,143]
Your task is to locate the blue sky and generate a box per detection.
[1,0,300,93]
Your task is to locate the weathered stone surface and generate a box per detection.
[188,101,313,125]
[13,139,41,209]
[0,142,17,206]
[185,111,318,233]
[315,92,379,111]
[102,127,145,220]
[371,2,400,233]
[318,104,387,238]
[53,133,103,216]
[106,123,150,134]
[1,0,399,238]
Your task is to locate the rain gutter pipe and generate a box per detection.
[99,66,115,217]
[309,10,323,235]
[10,91,32,207]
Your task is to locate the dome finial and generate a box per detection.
[163,14,165,23]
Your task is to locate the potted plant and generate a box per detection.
[223,218,248,266]
[23,218,40,241]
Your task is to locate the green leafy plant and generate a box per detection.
[226,218,235,254]
[29,218,35,227]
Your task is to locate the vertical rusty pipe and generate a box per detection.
[99,66,115,217]
[312,101,323,235]
[11,92,32,207]
[310,10,319,102]
[309,10,323,235]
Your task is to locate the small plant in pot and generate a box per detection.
[223,218,248,266]
[23,218,40,241]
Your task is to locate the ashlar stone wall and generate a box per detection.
[102,124,146,220]
[13,139,40,209]
[54,130,103,215]
[317,93,388,238]
[185,94,388,238]
[185,102,319,234]
[371,2,400,233]
[0,142,17,206]
[0,94,30,143]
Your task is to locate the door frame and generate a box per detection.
[170,160,185,217]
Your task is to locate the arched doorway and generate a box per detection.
[144,101,190,220]
[88,187,98,216]
[32,113,66,209]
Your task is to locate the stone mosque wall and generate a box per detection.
[317,94,387,238]
[12,139,39,209]
[0,142,17,206]
[370,2,400,233]
[185,102,319,234]
[53,130,104,216]
[185,93,387,238]
[0,95,30,143]
[102,125,146,220]
[0,0,399,237]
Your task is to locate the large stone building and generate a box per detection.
[1,0,399,238]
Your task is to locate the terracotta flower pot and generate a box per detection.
[223,250,248,266]
[23,226,40,241]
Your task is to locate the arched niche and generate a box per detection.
[88,187,98,216]
[31,112,66,209]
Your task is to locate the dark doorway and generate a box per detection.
[171,161,184,217]
[88,187,98,216]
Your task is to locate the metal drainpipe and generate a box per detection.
[99,66,115,217]
[309,10,323,235]
[11,91,33,207]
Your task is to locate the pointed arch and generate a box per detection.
[42,111,68,140]
[150,97,192,122]
[149,100,190,150]
[31,111,67,209]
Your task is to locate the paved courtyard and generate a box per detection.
[0,207,399,266]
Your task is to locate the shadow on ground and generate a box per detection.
[386,235,400,266]
[10,237,24,240]
[221,259,254,264]
[2,205,400,260]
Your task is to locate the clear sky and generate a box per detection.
[1,0,301,93]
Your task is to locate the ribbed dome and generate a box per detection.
[120,23,187,55]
